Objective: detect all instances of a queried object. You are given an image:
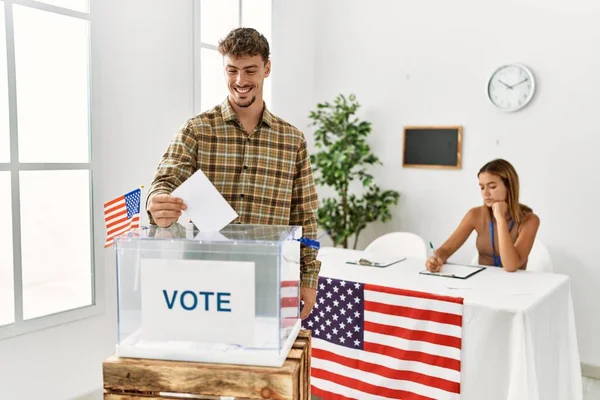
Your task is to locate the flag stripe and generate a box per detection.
[365,301,462,328]
[364,309,461,338]
[281,286,298,298]
[282,297,299,308]
[104,201,125,215]
[105,205,126,220]
[365,289,463,317]
[365,320,462,350]
[104,225,140,248]
[107,216,140,236]
[312,337,460,382]
[312,377,411,400]
[105,221,140,245]
[104,195,125,208]
[366,283,464,305]
[107,214,130,231]
[312,348,460,394]
[312,366,443,400]
[281,309,298,319]
[106,223,140,243]
[364,342,461,372]
[311,384,355,400]
[365,330,461,363]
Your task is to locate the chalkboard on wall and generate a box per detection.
[402,126,462,169]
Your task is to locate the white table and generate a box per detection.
[315,247,582,400]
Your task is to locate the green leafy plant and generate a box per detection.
[309,94,400,249]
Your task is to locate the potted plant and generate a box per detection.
[309,94,400,249]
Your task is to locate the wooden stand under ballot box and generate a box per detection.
[102,330,311,400]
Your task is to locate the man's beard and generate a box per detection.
[234,95,257,108]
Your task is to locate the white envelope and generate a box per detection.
[172,169,238,232]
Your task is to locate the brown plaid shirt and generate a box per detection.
[147,98,321,289]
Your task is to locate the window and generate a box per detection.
[194,0,272,114]
[34,0,87,14]
[0,172,14,327]
[0,5,9,162]
[0,0,95,338]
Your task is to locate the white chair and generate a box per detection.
[364,232,427,259]
[471,239,553,272]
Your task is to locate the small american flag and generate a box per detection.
[304,276,463,400]
[104,188,141,248]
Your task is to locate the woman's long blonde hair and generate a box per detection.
[478,159,532,224]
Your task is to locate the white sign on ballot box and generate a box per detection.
[140,258,255,346]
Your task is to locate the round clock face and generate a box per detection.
[487,64,535,112]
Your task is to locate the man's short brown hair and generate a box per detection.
[218,28,270,63]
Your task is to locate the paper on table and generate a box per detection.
[420,263,485,279]
[171,169,238,232]
[346,251,406,267]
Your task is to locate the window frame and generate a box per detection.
[0,0,100,340]
[193,0,272,114]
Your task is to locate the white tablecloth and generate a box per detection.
[316,247,582,400]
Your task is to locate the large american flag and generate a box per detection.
[304,276,463,400]
[104,188,141,248]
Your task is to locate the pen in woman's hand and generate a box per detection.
[426,241,443,272]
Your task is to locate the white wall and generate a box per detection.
[271,0,341,245]
[0,1,194,398]
[273,0,600,367]
[270,0,316,139]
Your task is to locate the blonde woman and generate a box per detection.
[426,159,540,272]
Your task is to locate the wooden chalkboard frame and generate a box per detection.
[402,126,463,170]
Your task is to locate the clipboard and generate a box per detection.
[346,257,406,268]
[419,264,485,279]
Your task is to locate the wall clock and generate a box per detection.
[487,64,536,112]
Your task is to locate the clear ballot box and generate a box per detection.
[112,223,302,367]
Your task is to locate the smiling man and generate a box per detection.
[145,28,320,319]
